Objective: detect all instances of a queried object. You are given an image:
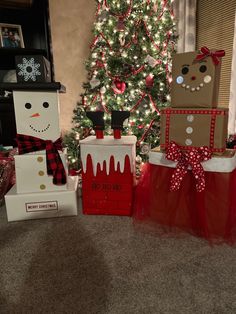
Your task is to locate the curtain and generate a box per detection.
[173,0,197,53]
[228,11,236,135]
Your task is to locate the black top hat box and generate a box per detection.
[15,55,51,83]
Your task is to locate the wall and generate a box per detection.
[49,0,96,133]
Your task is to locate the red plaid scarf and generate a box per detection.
[16,134,67,185]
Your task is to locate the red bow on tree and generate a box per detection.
[166,141,212,193]
[16,134,67,185]
[195,46,225,65]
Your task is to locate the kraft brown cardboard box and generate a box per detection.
[160,108,228,154]
[171,48,225,108]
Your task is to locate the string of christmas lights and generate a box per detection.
[64,0,177,173]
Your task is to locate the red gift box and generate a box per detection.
[80,136,136,216]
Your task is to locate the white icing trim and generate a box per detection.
[80,136,137,176]
[80,135,137,145]
[149,151,236,173]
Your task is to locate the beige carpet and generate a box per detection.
[1,201,236,314]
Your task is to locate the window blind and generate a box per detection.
[196,0,236,108]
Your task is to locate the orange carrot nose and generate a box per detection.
[30,113,40,118]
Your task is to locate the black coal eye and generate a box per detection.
[43,102,49,108]
[199,65,207,73]
[25,103,32,109]
[182,66,189,75]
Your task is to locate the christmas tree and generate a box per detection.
[64,0,176,172]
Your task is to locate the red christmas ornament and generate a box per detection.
[96,60,104,68]
[116,81,122,89]
[145,74,154,88]
[112,79,126,94]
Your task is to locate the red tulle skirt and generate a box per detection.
[133,163,236,245]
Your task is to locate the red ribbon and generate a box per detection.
[137,119,156,145]
[91,92,109,113]
[166,141,212,193]
[107,65,145,80]
[130,92,160,114]
[105,0,133,19]
[16,134,66,185]
[195,46,225,65]
[142,20,160,50]
[90,33,112,50]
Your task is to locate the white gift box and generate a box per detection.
[5,176,78,222]
[15,151,68,193]
[149,149,236,173]
[13,90,61,142]
[80,135,137,176]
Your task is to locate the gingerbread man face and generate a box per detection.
[171,51,222,108]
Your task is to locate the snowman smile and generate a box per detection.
[29,123,51,133]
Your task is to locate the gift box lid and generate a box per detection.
[149,148,236,173]
[0,48,48,70]
[80,135,137,146]
[0,82,66,93]
[80,136,137,175]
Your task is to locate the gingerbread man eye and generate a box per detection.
[182,66,189,75]
[25,103,32,109]
[199,65,207,73]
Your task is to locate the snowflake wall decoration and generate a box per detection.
[17,58,41,81]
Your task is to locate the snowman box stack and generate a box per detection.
[80,111,136,216]
[4,56,78,221]
[160,47,228,154]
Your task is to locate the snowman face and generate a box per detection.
[13,91,61,141]
[171,51,219,107]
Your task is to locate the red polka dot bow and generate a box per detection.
[166,141,212,193]
[195,46,225,65]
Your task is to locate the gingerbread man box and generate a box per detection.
[171,47,225,108]
[160,108,228,154]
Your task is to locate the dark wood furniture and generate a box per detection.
[0,0,55,146]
